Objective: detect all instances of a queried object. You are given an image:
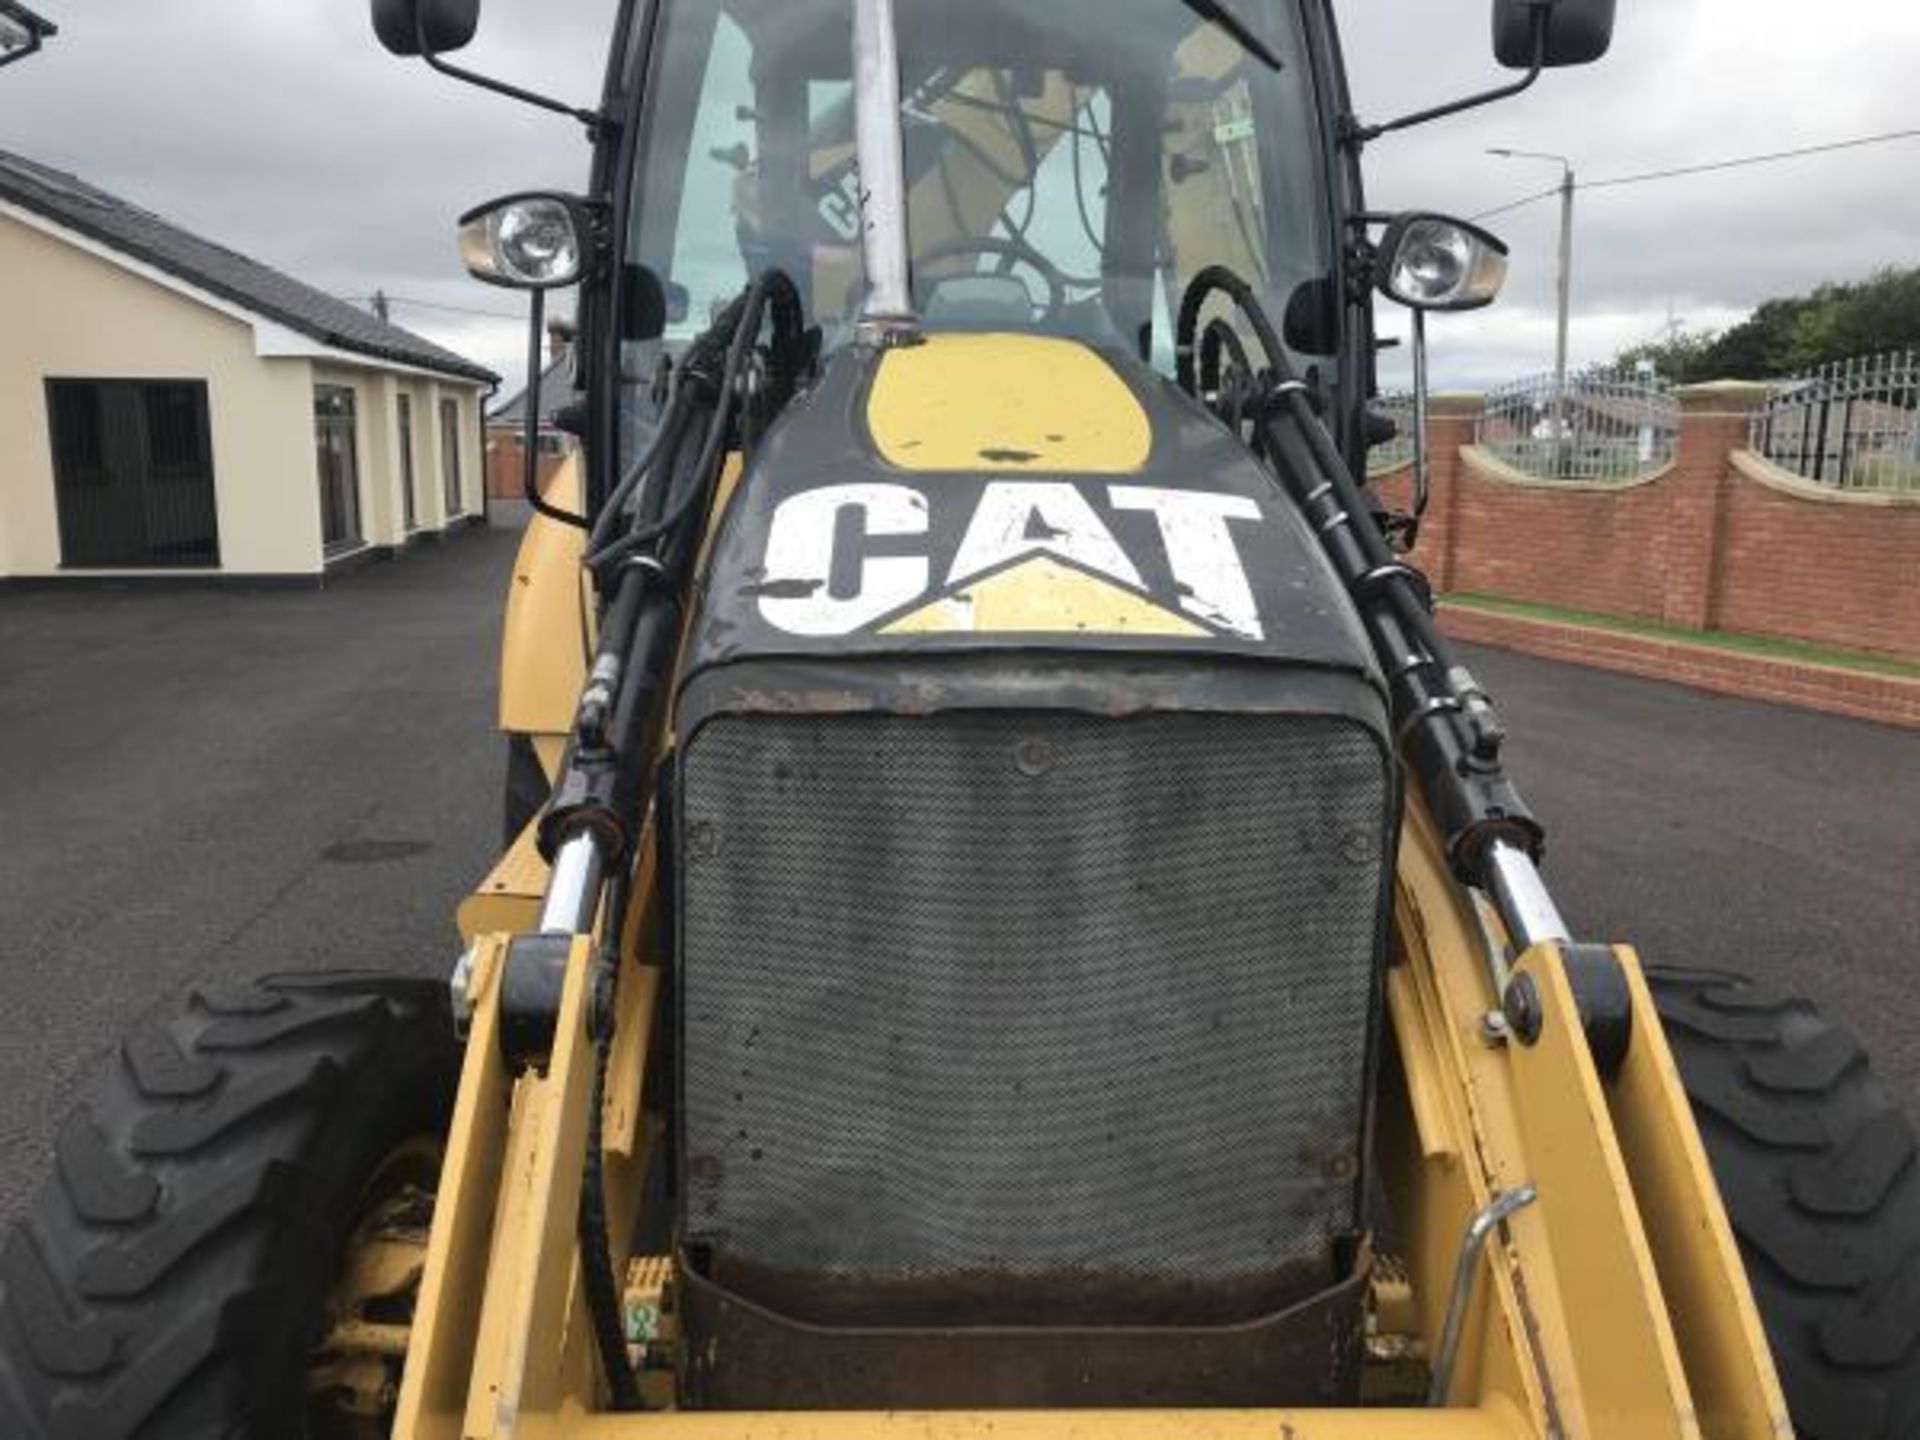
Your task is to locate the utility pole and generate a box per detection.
[1490,148,1576,473]
[1552,165,1575,468]
[372,289,391,323]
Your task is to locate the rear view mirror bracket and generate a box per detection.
[1342,7,1546,148]
[369,0,610,138]
[1343,0,1614,149]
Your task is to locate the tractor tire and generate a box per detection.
[0,972,460,1440]
[504,732,551,847]
[1649,967,1920,1440]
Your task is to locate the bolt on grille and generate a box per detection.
[679,710,1389,1324]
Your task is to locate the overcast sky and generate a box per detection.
[3,1,1917,395]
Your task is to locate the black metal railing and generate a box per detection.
[1477,370,1677,484]
[1752,351,1920,494]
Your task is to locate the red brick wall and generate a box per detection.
[1373,386,1920,667]
[1453,458,1676,622]
[1713,461,1920,665]
[1441,605,1920,730]
[1373,398,1477,593]
[485,433,569,502]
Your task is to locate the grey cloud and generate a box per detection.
[1351,0,1920,385]
[0,1,617,388]
[3,1,1916,393]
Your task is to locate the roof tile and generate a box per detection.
[0,146,497,384]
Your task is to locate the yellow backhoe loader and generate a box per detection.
[5,2,1917,1437]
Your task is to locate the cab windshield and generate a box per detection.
[623,0,1328,437]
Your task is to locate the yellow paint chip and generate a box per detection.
[881,555,1205,637]
[869,334,1153,474]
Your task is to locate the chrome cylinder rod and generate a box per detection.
[851,0,918,340]
[540,832,607,935]
[1428,1183,1538,1406]
[1485,840,1571,953]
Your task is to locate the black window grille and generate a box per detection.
[439,397,463,518]
[315,385,362,552]
[397,393,418,531]
[46,378,219,569]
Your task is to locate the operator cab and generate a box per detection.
[620,0,1336,454]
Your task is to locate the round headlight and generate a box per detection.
[494,200,580,284]
[1377,213,1509,312]
[458,193,588,290]
[1393,221,1471,303]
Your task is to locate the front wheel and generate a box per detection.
[1650,967,1920,1439]
[0,972,459,1440]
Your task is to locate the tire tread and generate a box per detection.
[0,971,456,1440]
[1650,966,1920,1439]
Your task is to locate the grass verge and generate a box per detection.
[1443,593,1920,681]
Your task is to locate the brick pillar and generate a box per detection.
[1414,392,1484,594]
[1664,382,1771,630]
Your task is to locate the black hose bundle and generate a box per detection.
[1174,266,1543,883]
[586,271,806,577]
[578,868,643,1411]
[561,271,806,1411]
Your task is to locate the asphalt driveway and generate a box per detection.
[1,534,1916,1227]
[1459,641,1920,1105]
[0,530,513,1223]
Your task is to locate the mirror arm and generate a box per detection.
[415,15,611,138]
[1409,308,1431,522]
[1343,9,1546,148]
[520,287,591,531]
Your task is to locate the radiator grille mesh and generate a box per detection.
[680,711,1387,1300]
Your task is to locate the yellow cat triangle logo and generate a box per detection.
[880,555,1207,637]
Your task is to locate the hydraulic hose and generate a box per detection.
[585,384,694,560]
[1174,267,1544,885]
[585,270,804,575]
[577,868,643,1411]
[536,272,806,1411]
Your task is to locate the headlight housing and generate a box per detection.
[1376,213,1509,312]
[457,192,590,290]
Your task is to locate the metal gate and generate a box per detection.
[46,379,220,569]
[1751,351,1920,493]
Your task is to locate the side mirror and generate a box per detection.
[0,3,57,68]
[371,0,480,57]
[619,267,692,341]
[1493,0,1615,69]
[459,193,591,290]
[1376,213,1509,312]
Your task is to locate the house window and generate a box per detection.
[46,378,219,568]
[440,397,463,518]
[397,393,418,531]
[143,384,206,470]
[314,384,362,552]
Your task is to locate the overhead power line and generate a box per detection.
[343,292,525,322]
[1473,185,1561,221]
[1586,125,1920,190]
[1470,125,1920,221]
[383,295,525,321]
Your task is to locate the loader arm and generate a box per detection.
[438,326,1786,1439]
[417,781,1789,1439]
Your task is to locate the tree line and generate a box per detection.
[1613,266,1920,383]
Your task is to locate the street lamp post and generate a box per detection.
[1490,148,1575,474]
[0,1,57,71]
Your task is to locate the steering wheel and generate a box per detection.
[912,235,1069,325]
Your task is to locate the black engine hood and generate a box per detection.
[680,333,1382,700]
